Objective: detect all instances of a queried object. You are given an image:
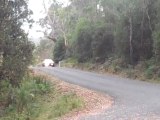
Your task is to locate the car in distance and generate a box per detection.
[42,59,55,67]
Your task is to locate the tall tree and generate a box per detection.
[41,0,160,65]
[0,0,34,86]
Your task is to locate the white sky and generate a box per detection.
[26,0,69,43]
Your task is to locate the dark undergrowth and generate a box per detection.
[62,57,160,83]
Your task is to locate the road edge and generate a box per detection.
[33,69,113,120]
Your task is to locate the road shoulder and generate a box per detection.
[33,69,113,120]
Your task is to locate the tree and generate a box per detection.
[41,0,160,66]
[0,0,34,86]
[34,39,54,63]
[53,37,66,62]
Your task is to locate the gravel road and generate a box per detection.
[37,67,160,120]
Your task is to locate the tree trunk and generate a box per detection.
[63,33,68,47]
[129,16,133,64]
[140,1,145,60]
[141,12,144,46]
[146,3,153,32]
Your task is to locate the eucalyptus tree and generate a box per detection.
[113,0,158,64]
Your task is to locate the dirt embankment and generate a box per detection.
[33,70,113,120]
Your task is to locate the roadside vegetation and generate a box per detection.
[47,93,83,119]
[0,1,83,120]
[61,58,160,82]
[0,75,51,120]
[37,0,160,82]
[0,74,83,120]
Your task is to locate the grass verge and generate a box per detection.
[48,93,83,119]
[0,72,83,120]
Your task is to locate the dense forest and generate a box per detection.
[37,0,160,80]
[41,0,160,65]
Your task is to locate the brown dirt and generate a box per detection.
[32,69,113,120]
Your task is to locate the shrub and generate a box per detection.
[1,75,51,120]
[33,76,51,94]
[53,37,66,63]
[145,65,156,79]
[125,69,137,79]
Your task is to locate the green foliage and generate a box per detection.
[153,27,160,61]
[53,37,66,62]
[39,0,160,81]
[64,58,78,65]
[0,76,51,120]
[114,16,130,61]
[2,41,34,86]
[34,39,54,64]
[42,0,160,66]
[92,25,114,63]
[145,65,157,79]
[145,66,154,79]
[0,80,11,104]
[71,19,114,63]
[48,93,83,119]
[0,75,84,120]
[73,19,93,62]
[33,76,51,94]
[0,0,34,86]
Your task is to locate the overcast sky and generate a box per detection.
[26,0,69,43]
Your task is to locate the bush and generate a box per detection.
[71,19,114,63]
[33,76,51,94]
[53,37,66,63]
[15,76,51,113]
[73,20,93,63]
[1,75,51,120]
[145,65,156,79]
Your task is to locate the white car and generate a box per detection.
[42,59,55,67]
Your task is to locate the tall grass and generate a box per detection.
[0,75,84,120]
[48,93,83,119]
[0,75,51,120]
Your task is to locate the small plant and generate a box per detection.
[145,65,156,79]
[34,76,51,94]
